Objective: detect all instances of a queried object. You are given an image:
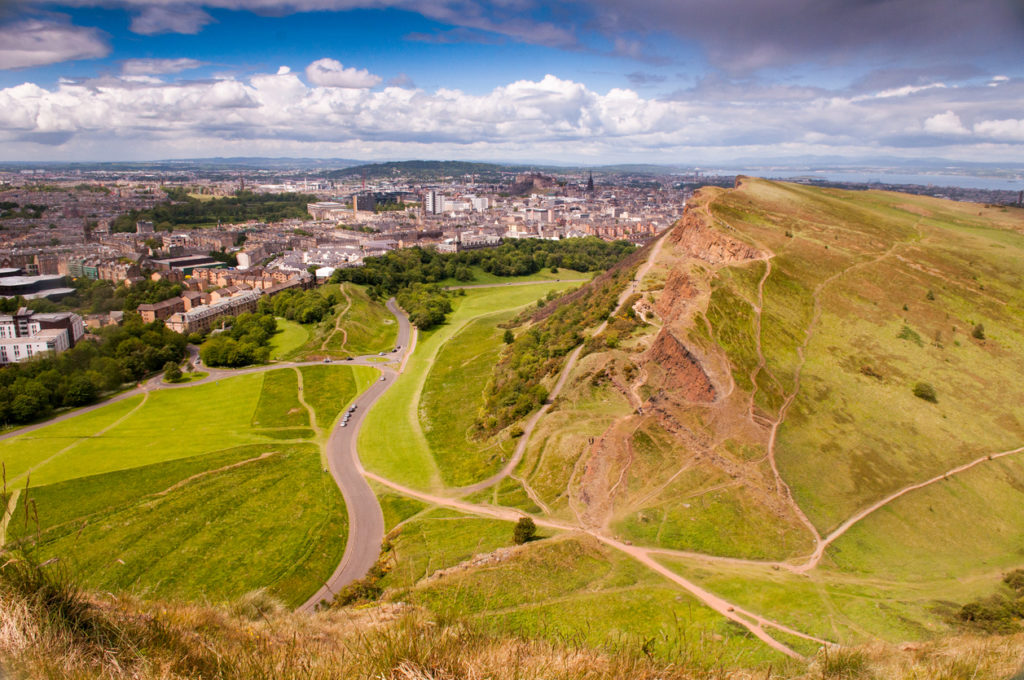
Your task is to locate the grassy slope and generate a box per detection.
[5,366,370,604]
[401,532,784,667]
[299,283,398,359]
[419,310,517,486]
[359,280,581,491]
[698,181,1024,533]
[635,179,1024,643]
[269,317,310,360]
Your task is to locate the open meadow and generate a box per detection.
[2,365,376,606]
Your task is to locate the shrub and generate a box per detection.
[163,360,182,382]
[972,323,986,339]
[912,382,938,403]
[513,517,537,545]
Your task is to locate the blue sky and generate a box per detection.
[1,0,1022,163]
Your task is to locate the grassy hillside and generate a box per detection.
[2,366,376,605]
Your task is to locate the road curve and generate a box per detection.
[298,298,411,611]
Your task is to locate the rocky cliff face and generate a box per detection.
[669,206,760,265]
[642,329,716,403]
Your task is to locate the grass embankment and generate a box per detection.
[359,280,581,491]
[420,310,518,486]
[2,366,373,605]
[295,283,398,359]
[437,266,592,288]
[269,318,309,359]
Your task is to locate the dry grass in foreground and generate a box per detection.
[1,550,1023,680]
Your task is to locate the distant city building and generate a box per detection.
[0,308,85,364]
[0,272,75,301]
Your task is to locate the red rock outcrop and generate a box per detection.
[670,207,760,265]
[643,329,716,403]
[655,268,698,320]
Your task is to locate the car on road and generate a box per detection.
[339,422,347,427]
[323,358,331,363]
[380,376,386,381]
[345,356,353,361]
[379,351,386,356]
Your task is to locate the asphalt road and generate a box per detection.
[298,298,411,612]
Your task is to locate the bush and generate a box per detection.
[513,517,537,545]
[972,323,986,339]
[912,382,937,403]
[163,361,182,382]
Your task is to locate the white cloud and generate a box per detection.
[0,70,1021,162]
[305,58,381,88]
[128,5,213,35]
[923,110,970,135]
[974,118,1024,141]
[0,18,109,70]
[121,58,204,75]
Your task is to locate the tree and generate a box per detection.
[164,360,182,382]
[503,329,514,344]
[513,517,537,545]
[63,375,97,407]
[972,323,986,340]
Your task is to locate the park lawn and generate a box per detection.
[15,444,345,607]
[269,317,309,360]
[436,266,593,288]
[252,368,308,428]
[0,395,145,484]
[299,365,378,429]
[359,281,580,491]
[419,310,517,486]
[400,532,785,668]
[26,374,268,486]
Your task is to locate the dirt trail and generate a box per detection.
[293,367,321,437]
[795,444,1024,572]
[364,469,822,659]
[154,452,277,497]
[321,286,353,351]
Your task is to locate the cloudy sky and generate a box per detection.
[1,0,1023,164]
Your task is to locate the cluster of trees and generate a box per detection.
[395,283,454,330]
[0,201,46,220]
[258,288,340,324]
[958,569,1024,633]
[111,190,317,232]
[332,238,635,296]
[476,271,629,436]
[0,316,186,425]
[199,313,277,367]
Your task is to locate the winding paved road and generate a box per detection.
[298,298,411,611]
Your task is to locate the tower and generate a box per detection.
[586,171,594,193]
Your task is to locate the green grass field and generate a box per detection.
[436,266,593,288]
[2,365,372,605]
[419,310,517,486]
[269,317,309,359]
[359,280,582,491]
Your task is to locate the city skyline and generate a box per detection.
[1,0,1023,164]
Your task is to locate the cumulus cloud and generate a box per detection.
[305,58,381,88]
[121,58,204,75]
[923,111,970,135]
[974,118,1024,141]
[0,70,1021,162]
[0,18,109,69]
